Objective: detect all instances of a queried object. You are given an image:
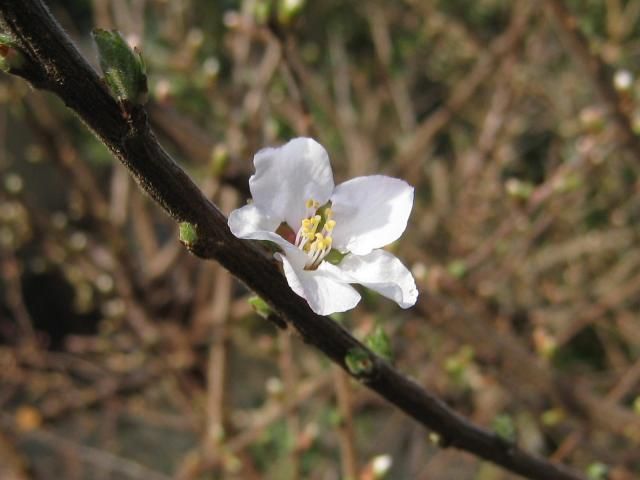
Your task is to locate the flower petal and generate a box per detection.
[336,249,418,309]
[228,203,280,239]
[228,204,311,269]
[330,175,414,255]
[250,137,335,228]
[276,253,361,315]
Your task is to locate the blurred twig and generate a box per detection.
[1,414,171,480]
[544,0,640,162]
[333,366,359,480]
[393,2,532,179]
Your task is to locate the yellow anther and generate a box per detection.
[297,199,337,267]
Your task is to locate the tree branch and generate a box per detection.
[0,1,585,479]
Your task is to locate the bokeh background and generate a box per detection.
[1,0,640,478]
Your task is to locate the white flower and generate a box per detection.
[228,137,418,315]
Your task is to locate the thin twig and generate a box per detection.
[393,2,532,179]
[205,187,236,450]
[544,0,640,163]
[333,366,359,480]
[279,330,301,480]
[1,414,171,480]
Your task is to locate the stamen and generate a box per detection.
[324,219,336,232]
[307,233,321,258]
[293,200,337,268]
[309,249,322,266]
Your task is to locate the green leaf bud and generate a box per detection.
[92,29,148,105]
[248,296,273,319]
[179,222,198,245]
[345,347,374,377]
[365,325,392,361]
[0,34,26,72]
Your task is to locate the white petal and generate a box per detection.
[249,137,335,228]
[330,175,414,255]
[276,253,361,315]
[228,203,280,239]
[337,250,418,309]
[228,204,310,269]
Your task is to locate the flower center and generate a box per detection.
[294,198,336,269]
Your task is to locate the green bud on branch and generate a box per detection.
[345,347,374,377]
[179,222,198,245]
[92,29,148,106]
[491,413,516,443]
[210,145,229,178]
[248,295,273,319]
[0,33,26,72]
[365,325,392,361]
[586,462,608,480]
[278,0,306,24]
[447,259,467,279]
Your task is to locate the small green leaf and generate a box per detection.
[210,145,229,177]
[491,413,516,443]
[586,462,608,480]
[445,345,474,385]
[92,29,147,105]
[505,178,534,200]
[179,222,198,245]
[553,173,582,193]
[248,296,273,319]
[345,347,374,377]
[541,408,565,427]
[252,1,272,24]
[327,407,342,427]
[365,325,392,361]
[278,0,306,24]
[447,260,467,278]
